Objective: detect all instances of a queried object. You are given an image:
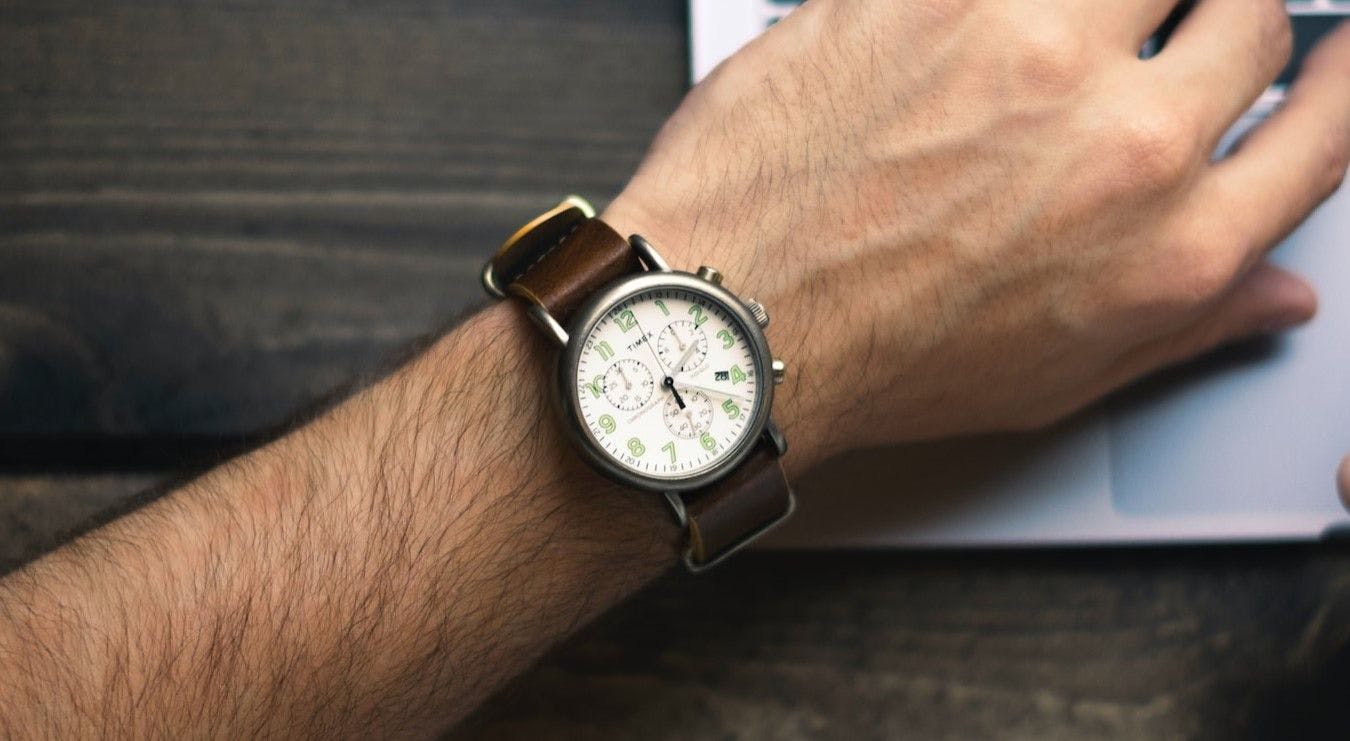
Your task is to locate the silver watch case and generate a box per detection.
[556,270,775,494]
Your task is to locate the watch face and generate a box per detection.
[567,278,769,486]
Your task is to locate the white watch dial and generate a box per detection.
[573,287,763,481]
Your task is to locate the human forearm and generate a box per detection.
[5,0,1350,735]
[0,305,681,737]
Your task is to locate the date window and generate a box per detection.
[714,370,729,382]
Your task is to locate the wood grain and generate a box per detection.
[0,474,165,570]
[0,0,683,439]
[2,1,1349,738]
[457,549,1350,740]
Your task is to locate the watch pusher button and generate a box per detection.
[772,358,786,384]
[695,265,723,285]
[746,299,770,328]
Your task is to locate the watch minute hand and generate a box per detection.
[677,381,748,402]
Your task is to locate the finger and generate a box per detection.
[1202,21,1350,268]
[1151,0,1292,142]
[1338,454,1350,511]
[1117,262,1316,383]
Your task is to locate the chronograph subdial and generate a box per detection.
[602,358,655,411]
[662,389,713,440]
[657,320,709,374]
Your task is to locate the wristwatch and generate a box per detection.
[482,196,795,571]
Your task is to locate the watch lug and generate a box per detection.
[629,234,672,272]
[762,420,788,457]
[662,492,689,528]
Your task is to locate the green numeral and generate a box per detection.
[688,304,708,328]
[598,414,616,435]
[716,329,734,349]
[661,441,676,463]
[596,340,615,360]
[615,310,637,333]
[584,375,604,398]
[654,299,670,316]
[721,399,741,419]
[699,432,717,452]
[627,438,646,457]
[729,364,747,384]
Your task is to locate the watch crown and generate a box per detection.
[695,265,723,285]
[772,358,787,384]
[746,299,770,328]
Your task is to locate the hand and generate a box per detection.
[604,0,1350,465]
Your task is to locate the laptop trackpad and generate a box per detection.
[1109,187,1350,518]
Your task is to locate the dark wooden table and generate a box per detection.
[3,1,1348,737]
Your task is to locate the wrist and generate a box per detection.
[351,304,680,569]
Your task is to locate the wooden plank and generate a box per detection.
[0,0,686,437]
[0,473,164,571]
[456,549,1350,739]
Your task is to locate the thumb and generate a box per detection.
[1169,262,1318,361]
[1339,454,1350,511]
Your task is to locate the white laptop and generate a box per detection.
[689,0,1350,547]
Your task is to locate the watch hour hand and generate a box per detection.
[663,376,687,409]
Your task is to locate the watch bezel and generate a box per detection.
[556,271,775,493]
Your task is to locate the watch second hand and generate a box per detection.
[630,313,670,378]
[631,312,691,416]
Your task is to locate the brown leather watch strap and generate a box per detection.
[497,218,641,327]
[679,439,794,569]
[487,200,794,571]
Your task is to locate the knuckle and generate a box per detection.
[1010,18,1090,94]
[1156,243,1236,309]
[1107,108,1198,189]
[1256,1,1294,76]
